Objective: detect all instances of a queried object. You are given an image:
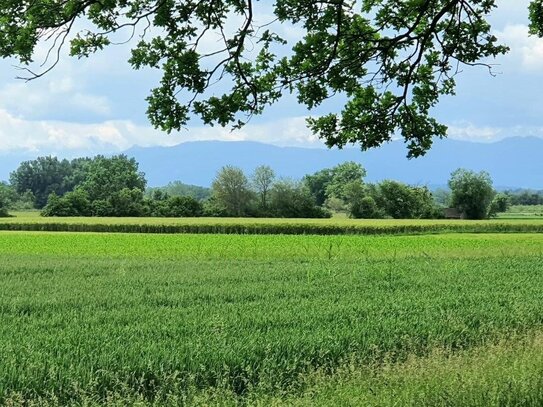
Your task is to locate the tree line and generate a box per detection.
[0,155,515,220]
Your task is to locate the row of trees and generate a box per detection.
[4,155,202,217]
[199,164,504,220]
[206,165,329,218]
[503,190,543,206]
[2,154,509,219]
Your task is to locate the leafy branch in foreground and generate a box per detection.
[1,1,540,156]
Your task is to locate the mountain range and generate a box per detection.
[2,136,543,189]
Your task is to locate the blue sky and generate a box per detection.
[0,0,541,156]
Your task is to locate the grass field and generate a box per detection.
[3,211,543,235]
[499,205,543,219]
[1,231,543,405]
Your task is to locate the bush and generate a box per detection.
[107,188,146,217]
[370,181,441,219]
[350,196,384,219]
[270,180,331,219]
[42,190,92,217]
[0,200,8,217]
[488,193,510,217]
[0,187,9,217]
[203,196,229,217]
[91,199,115,217]
[325,197,348,213]
[151,196,203,217]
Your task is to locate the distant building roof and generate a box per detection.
[443,208,464,219]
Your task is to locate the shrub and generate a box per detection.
[488,193,510,217]
[107,188,146,217]
[0,201,8,217]
[161,196,203,217]
[91,200,115,217]
[270,180,331,219]
[203,196,229,217]
[351,196,384,219]
[42,190,92,217]
[41,189,91,216]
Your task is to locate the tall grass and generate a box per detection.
[2,215,543,235]
[1,232,543,404]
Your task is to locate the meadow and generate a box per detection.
[3,211,543,235]
[1,231,543,405]
[499,205,543,219]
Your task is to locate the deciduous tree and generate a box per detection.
[10,157,72,208]
[211,166,253,217]
[79,155,146,202]
[252,165,275,210]
[448,169,495,219]
[2,1,540,156]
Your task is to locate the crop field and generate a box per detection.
[3,211,543,235]
[499,205,543,219]
[1,231,543,405]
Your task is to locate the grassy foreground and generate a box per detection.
[1,232,543,405]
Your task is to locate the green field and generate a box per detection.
[499,205,543,219]
[1,231,543,405]
[4,211,543,235]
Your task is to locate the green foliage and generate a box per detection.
[324,196,348,214]
[449,169,495,220]
[202,196,229,218]
[0,183,13,217]
[39,155,148,217]
[108,188,146,217]
[505,189,543,206]
[432,188,452,208]
[488,193,511,217]
[303,169,333,207]
[1,232,543,403]
[375,180,414,219]
[269,179,331,219]
[340,179,378,219]
[79,155,146,202]
[350,196,384,219]
[211,166,254,217]
[252,165,275,211]
[373,181,438,219]
[147,181,211,201]
[0,195,8,218]
[4,155,516,221]
[41,189,92,217]
[325,162,366,202]
[305,162,366,207]
[529,0,543,36]
[150,195,203,218]
[0,1,520,156]
[10,156,73,208]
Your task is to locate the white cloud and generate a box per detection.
[447,121,543,142]
[0,79,112,118]
[495,24,543,71]
[0,109,324,155]
[447,123,503,142]
[71,93,111,116]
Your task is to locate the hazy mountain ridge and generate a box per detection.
[126,137,543,189]
[2,137,542,189]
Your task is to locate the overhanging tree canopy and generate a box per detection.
[1,1,542,157]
